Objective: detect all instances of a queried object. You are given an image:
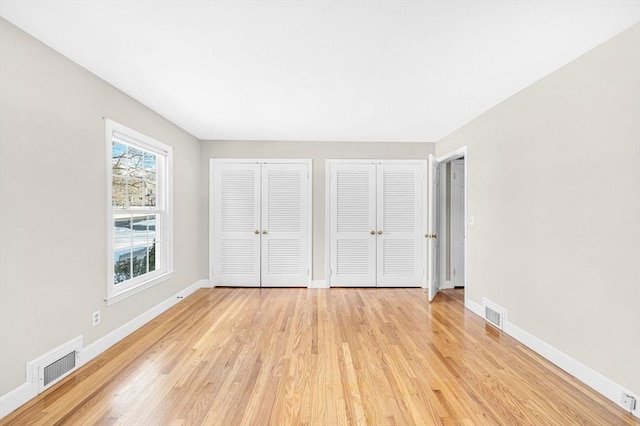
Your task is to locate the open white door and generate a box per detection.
[427,155,440,301]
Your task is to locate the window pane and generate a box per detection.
[148,215,157,272]
[132,246,148,278]
[144,153,156,182]
[128,178,145,208]
[143,153,157,209]
[147,215,156,241]
[131,214,149,278]
[114,252,131,284]
[148,243,156,272]
[112,142,127,177]
[112,176,127,209]
[128,148,144,178]
[145,181,156,208]
[114,215,132,284]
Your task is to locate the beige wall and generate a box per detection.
[0,19,202,395]
[437,24,640,395]
[200,141,435,280]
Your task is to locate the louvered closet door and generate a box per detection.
[261,163,310,287]
[376,164,424,287]
[330,163,377,287]
[212,163,261,286]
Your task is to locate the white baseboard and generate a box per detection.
[464,296,483,317]
[440,280,455,290]
[201,279,215,288]
[309,280,328,288]
[0,279,208,419]
[0,383,37,419]
[79,279,204,364]
[465,297,639,418]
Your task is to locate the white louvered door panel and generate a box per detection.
[212,163,261,286]
[330,163,376,287]
[261,163,310,287]
[376,164,424,287]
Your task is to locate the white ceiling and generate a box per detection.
[1,1,639,142]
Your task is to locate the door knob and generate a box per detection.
[255,230,260,234]
[262,230,267,234]
[433,234,438,239]
[425,233,429,238]
[371,231,376,235]
[378,230,383,235]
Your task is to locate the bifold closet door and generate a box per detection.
[211,163,261,287]
[261,163,310,287]
[376,164,423,287]
[329,161,424,287]
[329,163,377,287]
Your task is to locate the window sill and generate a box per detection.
[105,271,174,306]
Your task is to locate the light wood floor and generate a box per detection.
[2,288,637,425]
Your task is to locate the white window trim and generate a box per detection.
[105,119,174,305]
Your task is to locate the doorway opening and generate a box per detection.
[427,146,467,301]
[439,157,465,289]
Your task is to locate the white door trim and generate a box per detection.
[434,147,468,300]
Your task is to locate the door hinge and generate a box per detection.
[307,269,310,276]
[329,268,333,276]
[453,268,456,276]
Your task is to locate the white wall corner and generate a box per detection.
[464,296,483,317]
[0,279,205,420]
[309,280,329,289]
[200,279,215,288]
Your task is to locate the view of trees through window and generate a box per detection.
[112,142,159,284]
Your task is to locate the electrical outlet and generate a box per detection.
[621,393,637,411]
[92,310,100,326]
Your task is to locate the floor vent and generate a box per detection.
[43,351,77,388]
[27,336,82,393]
[482,298,507,330]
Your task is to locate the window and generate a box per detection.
[106,119,173,305]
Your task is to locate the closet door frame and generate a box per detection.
[209,159,313,287]
[325,159,428,288]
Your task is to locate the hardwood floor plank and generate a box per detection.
[2,288,638,426]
